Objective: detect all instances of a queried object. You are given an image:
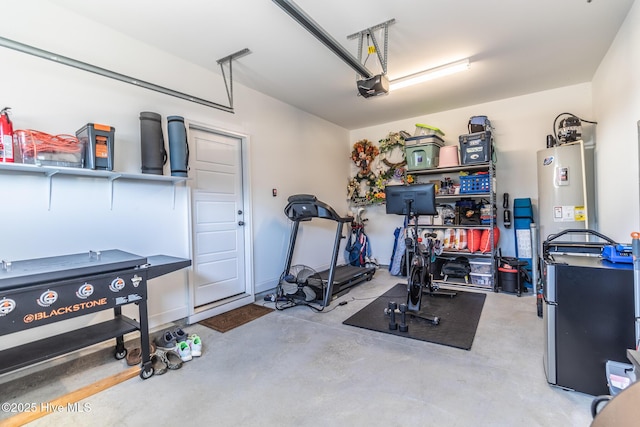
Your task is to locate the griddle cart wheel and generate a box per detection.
[114,347,127,360]
[140,364,154,380]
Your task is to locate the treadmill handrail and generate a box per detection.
[281,194,375,308]
[284,194,351,223]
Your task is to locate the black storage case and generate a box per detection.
[459,131,492,164]
[76,123,115,171]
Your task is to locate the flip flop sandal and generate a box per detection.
[126,343,157,366]
[150,353,168,375]
[126,347,141,366]
[163,350,183,370]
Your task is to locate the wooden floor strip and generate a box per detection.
[1,366,140,427]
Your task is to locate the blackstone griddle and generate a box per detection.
[0,249,191,379]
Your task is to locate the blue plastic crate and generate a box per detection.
[459,174,490,194]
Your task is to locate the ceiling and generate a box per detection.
[51,0,634,130]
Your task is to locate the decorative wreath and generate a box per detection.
[379,131,405,154]
[378,132,407,171]
[351,139,379,175]
[348,132,413,205]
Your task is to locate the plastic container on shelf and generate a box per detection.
[404,134,444,146]
[470,272,493,287]
[470,258,492,274]
[414,123,444,137]
[459,130,492,164]
[438,145,459,168]
[405,143,441,170]
[15,129,86,168]
[76,123,115,171]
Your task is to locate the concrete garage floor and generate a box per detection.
[0,269,594,426]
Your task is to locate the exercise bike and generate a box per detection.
[384,183,456,327]
[405,213,458,324]
[383,225,443,327]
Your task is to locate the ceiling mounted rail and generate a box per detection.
[0,36,248,114]
[272,0,374,79]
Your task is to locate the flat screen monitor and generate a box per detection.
[384,183,437,216]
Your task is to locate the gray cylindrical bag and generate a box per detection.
[167,115,189,177]
[139,112,167,175]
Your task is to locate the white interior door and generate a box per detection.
[190,127,246,307]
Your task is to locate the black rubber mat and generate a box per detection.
[343,283,486,350]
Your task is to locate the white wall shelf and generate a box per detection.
[0,163,187,209]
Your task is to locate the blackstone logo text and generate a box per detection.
[23,298,108,323]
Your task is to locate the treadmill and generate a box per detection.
[283,194,376,307]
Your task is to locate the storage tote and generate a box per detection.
[405,143,441,170]
[459,131,492,164]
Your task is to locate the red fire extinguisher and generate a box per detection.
[0,107,14,162]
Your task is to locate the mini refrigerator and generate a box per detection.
[543,254,635,396]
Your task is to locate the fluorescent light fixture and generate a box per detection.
[389,59,470,91]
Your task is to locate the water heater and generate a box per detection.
[536,139,596,245]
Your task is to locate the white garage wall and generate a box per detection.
[0,1,349,349]
[592,0,640,241]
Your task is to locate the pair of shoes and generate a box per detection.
[174,333,203,362]
[150,349,183,374]
[173,327,188,343]
[154,327,189,350]
[188,334,202,357]
[154,330,177,351]
[151,353,167,375]
[163,350,183,370]
[177,341,192,362]
[126,342,157,366]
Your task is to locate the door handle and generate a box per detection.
[238,221,245,226]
